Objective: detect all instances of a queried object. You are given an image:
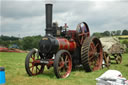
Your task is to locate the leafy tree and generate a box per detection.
[22,36,34,50]
[116,30,121,36]
[122,40,128,48]
[111,31,116,36]
[22,35,42,50]
[92,32,102,38]
[122,30,128,35]
[0,35,19,41]
[103,31,110,36]
[0,40,10,47]
[0,35,42,50]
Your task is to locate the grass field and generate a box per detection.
[0,52,128,85]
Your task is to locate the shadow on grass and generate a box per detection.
[72,66,84,71]
[23,66,89,78]
[40,71,55,78]
[124,64,128,67]
[110,62,117,64]
[23,71,55,78]
[24,74,29,77]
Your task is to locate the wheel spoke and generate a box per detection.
[58,66,63,70]
[89,55,94,61]
[95,43,99,48]
[94,43,99,52]
[95,58,100,67]
[90,42,95,51]
[79,34,83,36]
[64,56,69,64]
[65,56,68,62]
[61,57,64,62]
[32,57,35,61]
[36,66,38,74]
[29,65,33,68]
[58,62,65,71]
[65,61,69,64]
[89,53,99,61]
[36,66,40,71]
[89,51,94,57]
[32,66,34,73]
[80,36,84,45]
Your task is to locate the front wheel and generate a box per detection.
[54,50,72,78]
[25,48,44,76]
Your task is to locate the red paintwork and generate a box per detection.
[56,38,76,51]
[33,59,54,67]
[0,48,8,50]
[67,30,77,40]
[33,60,40,64]
[0,48,25,53]
[47,59,54,67]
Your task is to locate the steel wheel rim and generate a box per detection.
[58,52,72,78]
[88,40,103,71]
[29,52,44,75]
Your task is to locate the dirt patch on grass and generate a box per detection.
[0,48,28,53]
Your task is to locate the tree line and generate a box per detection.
[0,29,128,50]
[0,35,42,50]
[92,29,128,38]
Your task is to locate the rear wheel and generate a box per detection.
[25,48,44,76]
[81,37,103,72]
[54,50,72,78]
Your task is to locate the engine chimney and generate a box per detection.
[45,4,53,35]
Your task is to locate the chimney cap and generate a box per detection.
[45,0,55,4]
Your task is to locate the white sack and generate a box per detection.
[98,70,122,80]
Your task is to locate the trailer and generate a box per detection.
[100,37,126,67]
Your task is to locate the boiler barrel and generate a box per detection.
[39,37,76,54]
[57,38,76,51]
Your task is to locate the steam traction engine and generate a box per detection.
[25,3,103,78]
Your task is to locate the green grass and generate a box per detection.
[119,38,128,43]
[0,52,128,85]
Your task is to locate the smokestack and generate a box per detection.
[45,4,53,35]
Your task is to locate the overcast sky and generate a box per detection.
[0,0,128,37]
